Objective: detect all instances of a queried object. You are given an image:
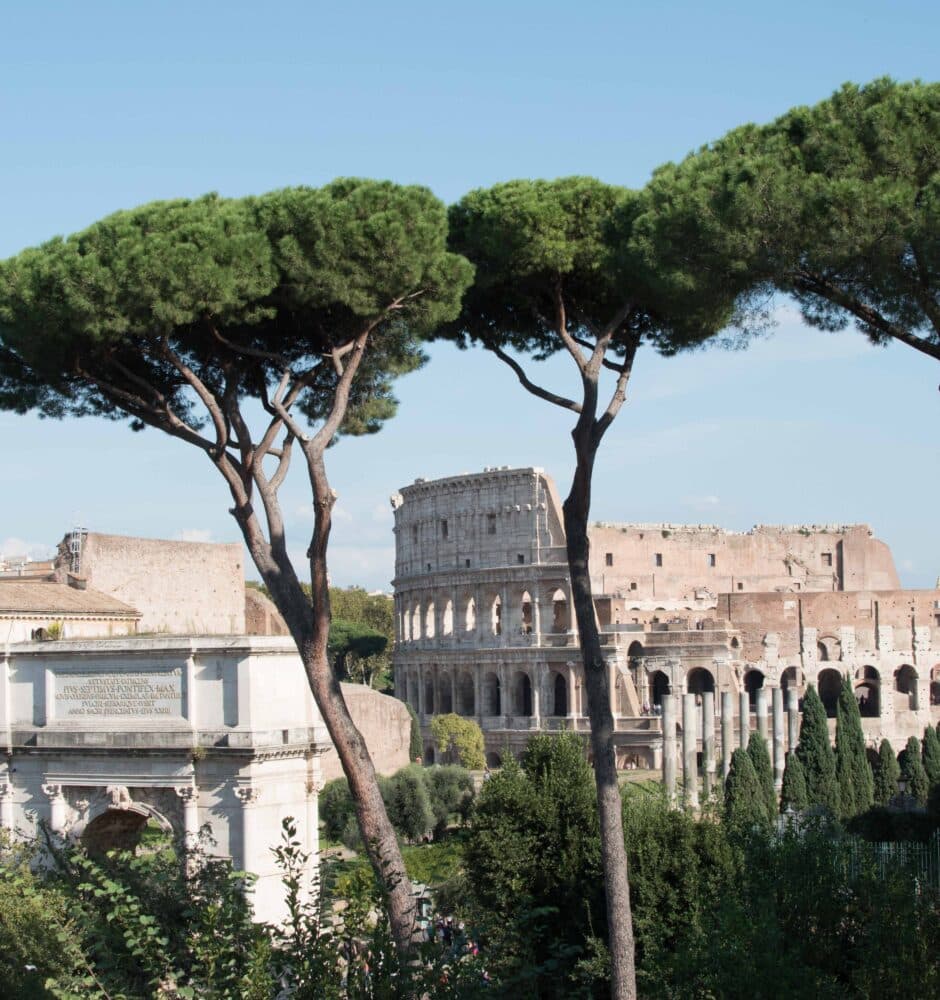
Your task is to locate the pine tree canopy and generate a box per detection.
[796,685,840,815]
[747,731,777,821]
[780,752,809,814]
[834,677,874,819]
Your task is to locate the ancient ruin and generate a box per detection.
[391,467,940,776]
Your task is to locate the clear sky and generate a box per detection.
[2,1,938,591]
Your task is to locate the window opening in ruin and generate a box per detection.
[487,514,497,535]
[781,666,801,692]
[551,589,569,632]
[552,672,568,716]
[744,669,765,711]
[895,664,918,710]
[655,553,663,567]
[427,563,431,572]
[484,672,501,715]
[605,552,613,567]
[465,596,476,632]
[425,677,435,714]
[458,672,475,716]
[822,552,832,567]
[517,554,525,564]
[439,681,453,714]
[514,671,533,716]
[412,524,418,542]
[650,670,670,707]
[465,559,471,568]
[818,668,842,718]
[855,667,880,716]
[412,604,421,640]
[630,581,637,590]
[82,809,157,859]
[687,667,715,696]
[441,519,448,539]
[521,592,533,634]
[492,595,502,636]
[708,553,716,567]
[737,582,744,590]
[442,600,454,636]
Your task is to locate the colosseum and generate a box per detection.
[391,467,940,770]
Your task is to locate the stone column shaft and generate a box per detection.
[662,694,678,807]
[721,692,734,781]
[0,783,12,831]
[682,694,699,809]
[756,687,769,741]
[739,691,750,749]
[702,691,716,798]
[786,687,799,752]
[772,687,785,791]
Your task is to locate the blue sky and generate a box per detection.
[2,1,938,591]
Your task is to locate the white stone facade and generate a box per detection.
[0,635,328,924]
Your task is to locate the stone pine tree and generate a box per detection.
[724,747,771,833]
[796,685,840,814]
[0,183,473,956]
[922,725,940,789]
[834,676,874,818]
[780,752,809,814]
[747,731,777,821]
[900,736,930,806]
[649,78,940,363]
[443,177,751,1000]
[873,739,901,806]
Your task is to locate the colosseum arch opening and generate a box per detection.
[483,672,501,716]
[818,667,843,718]
[687,667,715,697]
[512,671,533,716]
[894,664,918,711]
[551,671,568,716]
[854,665,880,717]
[457,671,475,716]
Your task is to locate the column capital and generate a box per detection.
[234,785,260,805]
[175,785,199,804]
[306,778,325,796]
[41,783,63,801]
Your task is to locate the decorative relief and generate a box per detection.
[234,786,260,805]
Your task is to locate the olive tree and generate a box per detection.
[443,177,747,998]
[0,181,473,954]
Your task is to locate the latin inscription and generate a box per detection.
[54,669,183,718]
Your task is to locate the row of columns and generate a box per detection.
[662,686,800,807]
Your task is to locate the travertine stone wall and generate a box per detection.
[589,523,899,601]
[245,587,290,636]
[319,683,412,782]
[57,533,245,635]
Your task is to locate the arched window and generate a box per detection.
[442,600,454,636]
[687,668,715,697]
[411,603,422,640]
[551,589,569,632]
[513,671,533,716]
[817,668,843,718]
[485,751,502,769]
[425,601,436,639]
[483,672,501,716]
[457,671,475,716]
[781,666,802,692]
[424,675,435,715]
[464,596,476,632]
[744,669,765,711]
[438,677,453,714]
[894,664,918,711]
[491,595,502,636]
[521,591,533,634]
[650,670,670,707]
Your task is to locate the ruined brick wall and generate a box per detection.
[59,533,245,635]
[589,523,899,601]
[244,588,290,636]
[718,589,940,663]
[319,683,412,782]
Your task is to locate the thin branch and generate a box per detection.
[159,340,231,452]
[485,342,582,414]
[207,316,291,369]
[595,331,641,440]
[553,281,588,371]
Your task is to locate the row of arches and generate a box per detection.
[398,586,573,642]
[643,662,933,720]
[404,668,576,719]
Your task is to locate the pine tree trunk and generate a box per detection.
[563,435,637,1000]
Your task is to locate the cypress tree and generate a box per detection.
[796,685,840,814]
[922,725,940,789]
[900,735,929,805]
[873,739,900,805]
[834,677,874,818]
[779,751,808,813]
[724,747,770,833]
[747,731,777,820]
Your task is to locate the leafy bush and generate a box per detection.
[425,764,475,836]
[430,713,486,769]
[319,777,356,844]
[383,764,435,843]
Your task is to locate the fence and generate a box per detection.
[847,830,940,890]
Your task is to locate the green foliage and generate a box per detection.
[621,786,739,993]
[746,732,776,821]
[796,685,840,814]
[899,735,929,805]
[405,701,423,761]
[430,713,485,770]
[922,725,940,788]
[463,733,604,995]
[425,765,475,836]
[650,78,940,361]
[873,738,901,805]
[780,751,809,813]
[846,806,936,843]
[318,777,356,844]
[834,676,874,818]
[327,617,387,685]
[724,747,771,834]
[383,764,435,843]
[328,586,395,691]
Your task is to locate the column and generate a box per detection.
[531,668,541,723]
[0,782,12,831]
[450,671,457,715]
[567,664,578,720]
[531,591,542,642]
[474,669,483,722]
[739,691,750,749]
[235,786,260,875]
[662,694,677,807]
[305,760,323,865]
[772,687,785,792]
[756,687,769,741]
[682,693,699,809]
[609,662,618,719]
[702,691,716,798]
[786,687,799,752]
[721,691,734,782]
[42,784,65,833]
[175,785,200,841]
[417,664,426,718]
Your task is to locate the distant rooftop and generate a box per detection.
[0,580,140,617]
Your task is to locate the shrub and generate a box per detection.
[382,765,435,843]
[319,777,356,843]
[430,713,485,769]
